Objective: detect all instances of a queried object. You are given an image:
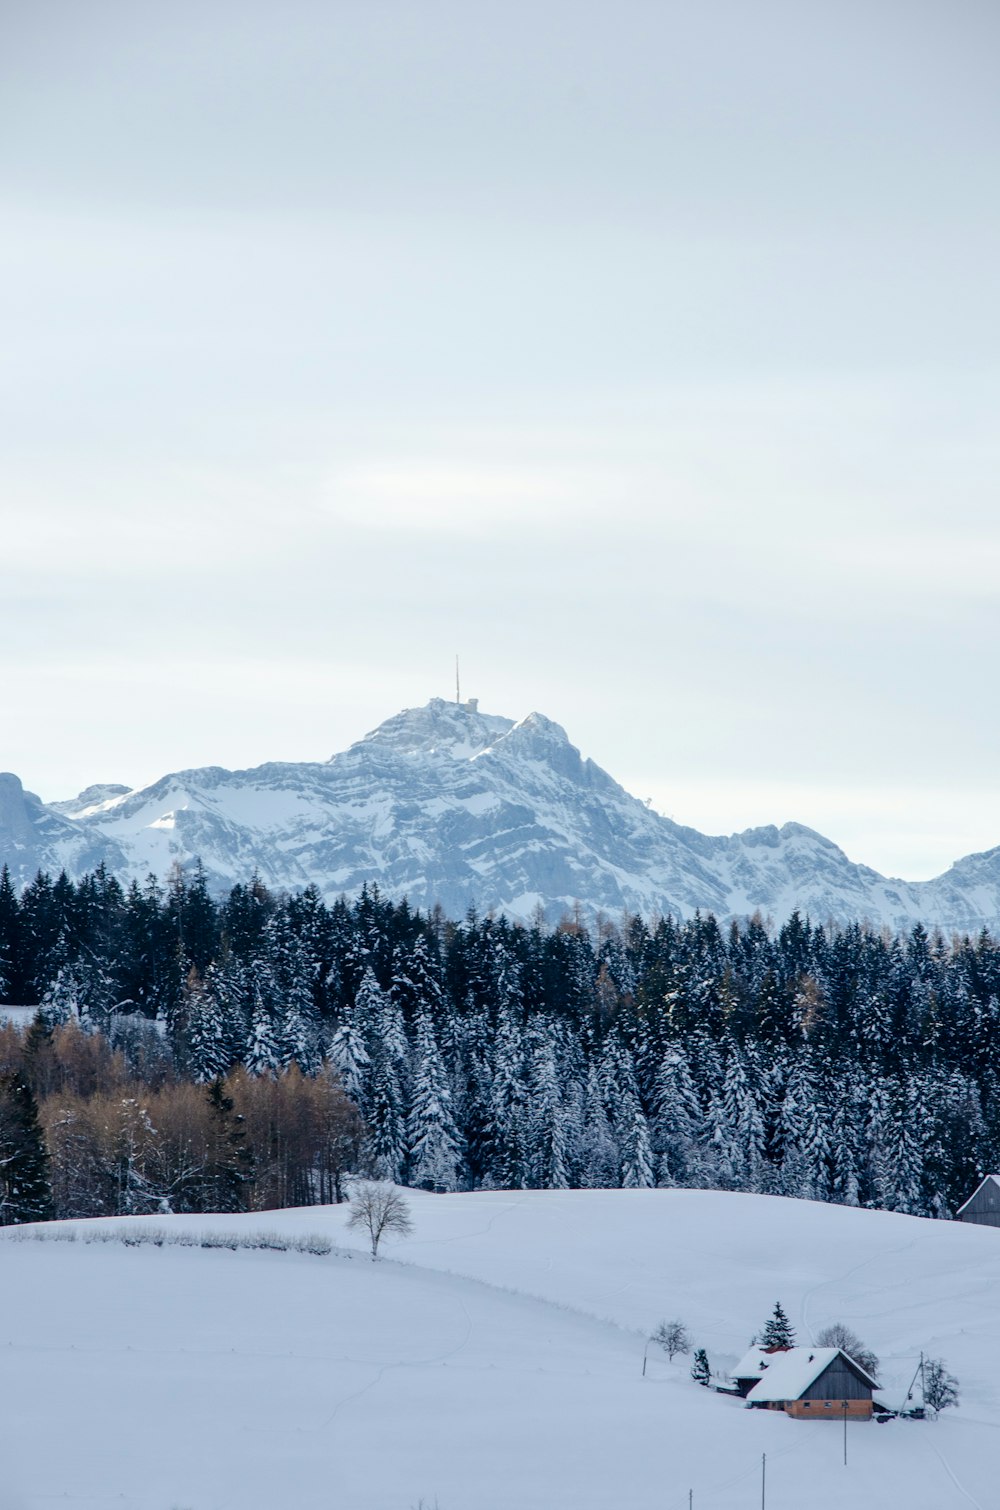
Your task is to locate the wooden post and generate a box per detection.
[761,1451,766,1510]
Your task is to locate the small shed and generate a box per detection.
[745,1347,876,1420]
[955,1175,1000,1228]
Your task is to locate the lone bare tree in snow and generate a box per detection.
[652,1319,691,1361]
[923,1356,960,1413]
[348,1180,414,1260]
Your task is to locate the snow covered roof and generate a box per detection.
[745,1347,876,1404]
[956,1175,1000,1217]
[732,1346,776,1380]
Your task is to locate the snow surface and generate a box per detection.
[0,1005,37,1029]
[2,1188,999,1509]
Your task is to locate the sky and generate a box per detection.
[2,0,998,882]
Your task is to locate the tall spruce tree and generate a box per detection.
[0,865,20,1002]
[488,1002,529,1189]
[407,1008,460,1191]
[524,1019,570,1190]
[652,1045,702,1185]
[0,1070,54,1224]
[760,1302,796,1349]
[578,1059,619,1188]
[244,985,281,1076]
[201,1078,252,1212]
[366,1043,406,1182]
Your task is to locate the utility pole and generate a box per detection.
[688,1491,692,1510]
[761,1451,766,1510]
[455,655,460,705]
[901,1354,924,1415]
[843,1399,848,1465]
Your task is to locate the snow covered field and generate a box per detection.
[2,1189,998,1510]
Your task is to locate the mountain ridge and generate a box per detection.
[2,697,999,931]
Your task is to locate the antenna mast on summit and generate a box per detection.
[455,654,460,705]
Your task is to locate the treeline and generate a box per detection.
[2,862,1000,1220]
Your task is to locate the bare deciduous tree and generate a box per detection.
[348,1180,413,1260]
[923,1356,960,1413]
[652,1319,691,1361]
[816,1322,879,1381]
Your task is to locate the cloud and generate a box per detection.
[323,461,588,536]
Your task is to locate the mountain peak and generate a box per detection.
[49,782,133,819]
[347,698,514,761]
[509,711,570,743]
[484,710,589,784]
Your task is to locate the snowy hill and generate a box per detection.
[3,697,1000,930]
[3,1188,998,1509]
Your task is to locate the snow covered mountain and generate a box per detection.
[3,697,1000,931]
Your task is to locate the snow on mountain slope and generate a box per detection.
[47,782,133,819]
[4,697,1000,930]
[0,771,130,885]
[5,1188,999,1509]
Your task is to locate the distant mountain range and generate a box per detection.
[2,697,999,931]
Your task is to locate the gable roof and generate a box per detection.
[745,1347,876,1404]
[732,1346,778,1380]
[956,1174,1000,1217]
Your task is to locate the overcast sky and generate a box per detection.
[2,0,998,880]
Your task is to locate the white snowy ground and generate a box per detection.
[2,1190,999,1510]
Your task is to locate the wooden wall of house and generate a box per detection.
[787,1399,872,1420]
[958,1180,1000,1227]
[801,1358,871,1402]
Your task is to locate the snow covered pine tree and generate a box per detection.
[0,1070,53,1224]
[759,1302,796,1349]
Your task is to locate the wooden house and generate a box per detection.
[744,1346,876,1420]
[955,1175,1000,1228]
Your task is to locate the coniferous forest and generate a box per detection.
[1,860,999,1223]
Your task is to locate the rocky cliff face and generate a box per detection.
[3,698,999,931]
[0,772,129,885]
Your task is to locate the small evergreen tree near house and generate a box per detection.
[760,1301,796,1349]
[691,1348,711,1386]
